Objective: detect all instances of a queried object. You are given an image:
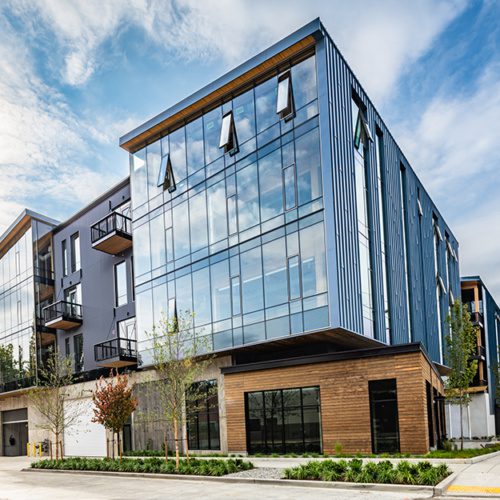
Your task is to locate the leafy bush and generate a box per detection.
[284,459,450,486]
[124,449,227,458]
[31,457,253,476]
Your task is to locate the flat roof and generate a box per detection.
[119,18,323,152]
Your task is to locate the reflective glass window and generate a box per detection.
[204,106,223,164]
[295,128,322,205]
[131,148,148,208]
[259,149,283,222]
[207,179,227,244]
[176,273,193,318]
[291,56,317,110]
[262,237,287,307]
[300,223,327,297]
[136,288,153,343]
[193,267,212,327]
[237,162,260,232]
[114,261,128,307]
[211,260,231,322]
[189,191,208,252]
[255,76,278,133]
[146,141,162,200]
[149,214,166,270]
[241,246,263,313]
[233,89,256,144]
[172,200,190,259]
[169,127,188,182]
[186,117,204,175]
[133,223,151,277]
[70,233,80,272]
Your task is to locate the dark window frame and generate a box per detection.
[186,379,220,451]
[73,333,84,373]
[114,260,128,308]
[276,71,295,121]
[70,232,80,273]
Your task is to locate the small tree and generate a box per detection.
[28,348,82,459]
[149,310,214,469]
[445,299,478,450]
[0,343,18,387]
[92,370,137,460]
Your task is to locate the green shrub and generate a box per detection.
[284,459,450,486]
[30,457,253,476]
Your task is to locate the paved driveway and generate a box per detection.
[0,457,435,500]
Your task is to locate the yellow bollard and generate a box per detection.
[32,442,36,457]
[26,442,30,456]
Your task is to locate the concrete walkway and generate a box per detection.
[445,451,500,496]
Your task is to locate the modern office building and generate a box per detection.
[446,276,499,439]
[119,18,460,454]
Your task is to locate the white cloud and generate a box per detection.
[395,62,500,297]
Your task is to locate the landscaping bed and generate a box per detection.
[284,459,450,486]
[30,457,253,476]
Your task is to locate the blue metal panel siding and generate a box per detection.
[484,289,499,414]
[321,29,460,359]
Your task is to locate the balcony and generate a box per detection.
[91,211,132,255]
[43,301,82,330]
[470,311,484,328]
[94,337,138,368]
[471,345,486,361]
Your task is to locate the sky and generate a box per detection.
[0,0,499,296]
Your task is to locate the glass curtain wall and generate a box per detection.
[131,54,329,361]
[0,227,34,388]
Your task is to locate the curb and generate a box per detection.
[22,468,436,494]
[433,469,464,497]
[467,450,500,464]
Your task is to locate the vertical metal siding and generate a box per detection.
[320,31,460,361]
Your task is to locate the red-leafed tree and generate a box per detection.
[92,370,137,459]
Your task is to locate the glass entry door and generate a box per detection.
[245,386,321,454]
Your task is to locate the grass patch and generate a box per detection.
[284,459,450,486]
[31,457,253,476]
[425,444,500,459]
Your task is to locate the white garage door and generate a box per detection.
[64,398,106,457]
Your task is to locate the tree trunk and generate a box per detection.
[164,430,168,462]
[55,432,59,460]
[174,418,180,470]
[59,440,63,460]
[112,434,115,459]
[185,428,190,464]
[117,431,122,462]
[459,396,464,451]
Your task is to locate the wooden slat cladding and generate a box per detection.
[121,36,316,153]
[224,351,443,455]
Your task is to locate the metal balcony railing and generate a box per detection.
[91,212,132,244]
[94,337,137,364]
[43,300,82,325]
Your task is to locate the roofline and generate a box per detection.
[119,17,323,152]
[0,209,59,255]
[53,176,130,233]
[221,342,443,381]
[461,275,500,312]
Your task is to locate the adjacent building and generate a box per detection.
[446,276,500,440]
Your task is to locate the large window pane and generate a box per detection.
[172,200,190,259]
[255,76,278,133]
[149,214,166,270]
[169,127,187,182]
[133,222,151,277]
[262,237,287,307]
[295,128,322,205]
[233,89,256,144]
[241,247,263,313]
[193,268,212,327]
[259,149,283,222]
[152,282,167,325]
[136,288,153,343]
[291,56,317,110]
[300,223,327,297]
[186,117,204,175]
[131,148,148,208]
[146,141,162,200]
[211,260,231,321]
[237,162,260,232]
[204,106,223,165]
[176,274,193,318]
[189,191,208,252]
[207,180,227,244]
[114,261,127,307]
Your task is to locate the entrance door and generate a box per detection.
[2,408,29,456]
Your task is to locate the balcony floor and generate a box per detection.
[92,231,132,255]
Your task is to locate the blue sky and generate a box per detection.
[0,0,499,296]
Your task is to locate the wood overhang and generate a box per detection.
[120,35,316,153]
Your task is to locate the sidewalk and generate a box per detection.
[446,451,500,496]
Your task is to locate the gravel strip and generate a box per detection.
[227,467,284,480]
